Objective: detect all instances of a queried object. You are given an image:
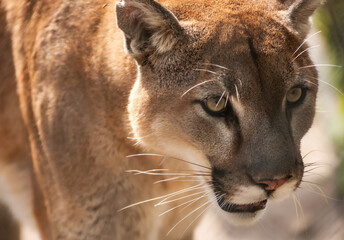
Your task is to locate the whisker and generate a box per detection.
[137,169,169,172]
[301,182,340,202]
[127,153,211,170]
[166,201,210,236]
[193,68,221,75]
[156,186,207,206]
[216,91,226,108]
[159,194,207,217]
[300,185,330,203]
[179,202,213,239]
[178,189,212,213]
[292,194,300,220]
[303,79,318,88]
[303,166,325,173]
[309,77,344,97]
[158,155,167,167]
[293,193,304,219]
[155,191,206,207]
[316,110,334,113]
[201,63,229,70]
[127,168,210,174]
[291,30,321,57]
[225,92,229,107]
[304,161,330,167]
[303,172,325,179]
[302,150,321,160]
[118,183,204,211]
[160,179,205,183]
[299,63,342,70]
[181,80,218,98]
[162,184,207,198]
[238,79,243,88]
[154,176,207,184]
[126,170,199,176]
[234,83,240,102]
[291,45,320,62]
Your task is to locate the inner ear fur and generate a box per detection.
[280,0,325,38]
[116,0,183,65]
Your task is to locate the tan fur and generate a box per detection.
[0,0,322,239]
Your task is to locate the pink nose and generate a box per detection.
[256,177,289,191]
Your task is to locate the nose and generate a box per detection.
[256,176,290,191]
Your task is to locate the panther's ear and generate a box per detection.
[116,0,183,65]
[280,0,325,38]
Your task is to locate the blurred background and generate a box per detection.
[315,0,344,198]
[0,0,343,239]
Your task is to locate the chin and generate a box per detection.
[206,180,299,226]
[210,203,266,226]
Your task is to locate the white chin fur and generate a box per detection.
[270,180,298,201]
[205,180,297,226]
[205,186,265,226]
[229,186,266,205]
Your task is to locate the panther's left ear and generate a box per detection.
[116,0,183,65]
[280,0,325,38]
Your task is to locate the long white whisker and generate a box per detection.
[156,191,206,206]
[234,83,240,102]
[201,63,229,70]
[166,201,210,236]
[159,194,207,217]
[291,45,320,62]
[127,153,211,170]
[309,77,344,97]
[180,202,213,238]
[316,110,334,113]
[127,153,163,158]
[238,79,243,88]
[126,170,195,176]
[128,167,210,174]
[299,64,342,69]
[156,186,206,206]
[291,30,321,57]
[225,92,229,107]
[154,176,205,184]
[118,183,203,211]
[138,169,169,173]
[292,194,300,220]
[302,150,321,159]
[216,91,226,108]
[193,69,220,75]
[294,193,304,219]
[158,155,167,167]
[301,182,340,203]
[181,80,218,98]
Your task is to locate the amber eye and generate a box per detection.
[286,87,305,106]
[203,97,227,115]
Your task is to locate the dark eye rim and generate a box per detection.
[286,86,308,108]
[201,97,230,117]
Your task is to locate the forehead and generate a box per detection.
[192,18,298,97]
[155,0,313,102]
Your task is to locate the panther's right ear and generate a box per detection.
[116,0,183,65]
[279,0,325,38]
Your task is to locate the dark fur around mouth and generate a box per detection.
[216,196,267,213]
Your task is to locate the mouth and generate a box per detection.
[217,196,267,213]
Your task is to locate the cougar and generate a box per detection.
[0,0,323,239]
